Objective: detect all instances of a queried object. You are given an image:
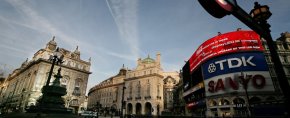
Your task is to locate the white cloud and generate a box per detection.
[106,0,140,60]
[5,0,79,48]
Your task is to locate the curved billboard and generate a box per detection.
[202,52,274,97]
[188,31,263,73]
[183,30,274,103]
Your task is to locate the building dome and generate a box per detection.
[48,36,57,46]
[46,36,57,50]
[142,55,155,64]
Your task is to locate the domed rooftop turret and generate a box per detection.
[46,36,57,50]
[142,55,155,64]
[48,36,57,46]
[118,64,127,75]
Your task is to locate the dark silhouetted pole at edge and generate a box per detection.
[198,0,290,115]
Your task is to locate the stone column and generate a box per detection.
[141,102,145,115]
[132,103,136,115]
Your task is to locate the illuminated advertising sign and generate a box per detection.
[183,82,204,97]
[202,52,274,97]
[187,99,206,109]
[189,31,263,73]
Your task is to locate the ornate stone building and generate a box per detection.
[263,32,290,88]
[0,37,91,114]
[88,53,180,116]
[88,65,127,114]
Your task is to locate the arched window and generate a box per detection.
[61,77,68,88]
[72,78,82,96]
[209,99,217,106]
[70,99,79,106]
[219,99,230,105]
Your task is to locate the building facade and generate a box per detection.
[180,30,290,117]
[88,65,127,115]
[205,32,290,117]
[0,37,91,114]
[88,53,180,116]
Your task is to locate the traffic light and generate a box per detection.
[198,0,236,18]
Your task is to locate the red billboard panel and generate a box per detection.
[188,31,263,73]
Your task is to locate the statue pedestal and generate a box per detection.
[37,85,71,113]
[27,68,72,114]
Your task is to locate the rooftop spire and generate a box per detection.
[88,57,91,62]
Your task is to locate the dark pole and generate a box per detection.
[224,1,290,114]
[121,84,126,118]
[96,102,99,118]
[240,74,251,117]
[45,56,56,87]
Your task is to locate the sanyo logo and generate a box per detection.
[208,56,256,73]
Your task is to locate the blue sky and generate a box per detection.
[0,0,289,95]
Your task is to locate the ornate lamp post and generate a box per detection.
[34,47,70,114]
[95,102,101,118]
[198,0,290,114]
[45,47,64,86]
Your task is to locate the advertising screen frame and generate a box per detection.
[188,31,264,73]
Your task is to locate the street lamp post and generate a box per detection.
[239,72,251,117]
[120,85,126,118]
[45,47,64,86]
[96,102,101,118]
[198,0,290,114]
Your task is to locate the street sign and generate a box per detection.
[198,0,230,18]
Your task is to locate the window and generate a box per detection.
[61,78,68,88]
[147,80,150,96]
[137,81,141,97]
[129,82,133,97]
[286,67,290,75]
[70,99,79,106]
[277,44,284,50]
[72,79,81,96]
[75,79,80,87]
[284,55,288,63]
[157,83,160,96]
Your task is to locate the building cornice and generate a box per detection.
[124,73,164,81]
[88,82,124,95]
[7,58,91,81]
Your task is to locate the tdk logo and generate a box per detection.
[208,56,256,73]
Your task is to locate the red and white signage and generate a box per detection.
[188,31,263,73]
[204,71,274,96]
